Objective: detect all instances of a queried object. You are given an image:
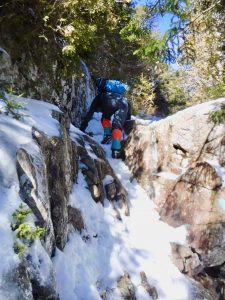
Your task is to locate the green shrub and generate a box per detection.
[0,87,27,120]
[13,241,27,258]
[11,204,45,257]
[210,104,225,124]
[11,204,32,231]
[127,73,155,115]
[16,222,45,241]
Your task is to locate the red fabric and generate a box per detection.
[101,118,111,128]
[112,129,122,140]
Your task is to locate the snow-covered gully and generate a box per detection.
[53,114,190,300]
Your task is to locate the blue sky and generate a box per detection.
[134,0,173,35]
[157,13,173,34]
[134,0,179,67]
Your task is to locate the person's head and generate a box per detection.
[95,77,105,93]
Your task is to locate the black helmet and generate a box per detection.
[95,78,106,91]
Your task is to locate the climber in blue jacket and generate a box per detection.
[80,79,131,159]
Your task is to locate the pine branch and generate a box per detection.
[183,0,221,31]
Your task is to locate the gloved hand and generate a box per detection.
[87,131,94,137]
[80,123,87,132]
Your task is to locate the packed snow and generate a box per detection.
[54,113,190,300]
[0,95,225,299]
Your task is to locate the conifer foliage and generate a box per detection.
[0,0,224,116]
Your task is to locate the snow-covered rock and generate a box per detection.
[124,98,225,296]
[0,97,128,299]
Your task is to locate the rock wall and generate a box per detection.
[124,98,225,297]
[0,47,95,127]
[2,108,128,299]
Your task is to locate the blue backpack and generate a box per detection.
[96,78,127,95]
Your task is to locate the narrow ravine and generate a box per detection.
[53,113,191,300]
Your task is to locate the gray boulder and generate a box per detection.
[124,98,225,297]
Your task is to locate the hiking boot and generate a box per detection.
[101,135,112,144]
[112,150,121,159]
